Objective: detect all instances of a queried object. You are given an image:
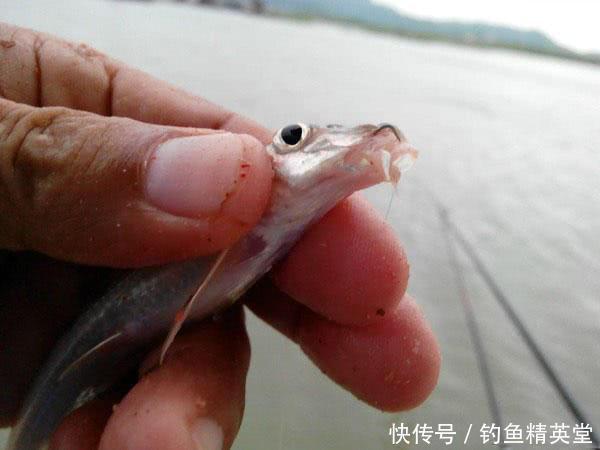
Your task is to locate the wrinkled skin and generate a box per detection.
[0,23,440,449]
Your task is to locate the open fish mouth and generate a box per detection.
[343,123,418,185]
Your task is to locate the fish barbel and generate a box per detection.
[8,122,417,449]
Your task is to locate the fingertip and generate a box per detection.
[145,132,272,225]
[249,288,441,411]
[99,309,249,450]
[298,296,440,411]
[106,131,272,267]
[219,133,273,232]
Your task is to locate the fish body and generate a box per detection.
[8,123,416,449]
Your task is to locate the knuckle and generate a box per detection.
[38,37,115,114]
[0,96,151,251]
[0,24,47,106]
[1,22,116,111]
[0,103,72,242]
[1,103,62,192]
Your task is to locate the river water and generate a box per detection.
[2,1,599,448]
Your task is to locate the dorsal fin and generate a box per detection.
[158,248,230,364]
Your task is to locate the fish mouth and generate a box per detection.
[344,124,418,185]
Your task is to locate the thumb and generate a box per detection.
[0,99,273,267]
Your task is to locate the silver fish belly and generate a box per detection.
[8,123,416,449]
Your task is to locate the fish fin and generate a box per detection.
[58,332,123,381]
[159,248,230,365]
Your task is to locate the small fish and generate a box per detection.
[8,122,417,449]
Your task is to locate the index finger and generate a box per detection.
[109,68,273,144]
[0,22,272,143]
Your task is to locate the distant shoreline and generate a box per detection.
[112,0,600,67]
[270,11,600,68]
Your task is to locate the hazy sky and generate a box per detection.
[372,0,600,53]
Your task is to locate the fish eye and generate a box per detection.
[281,124,303,145]
[274,123,310,152]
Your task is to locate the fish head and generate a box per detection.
[267,123,417,192]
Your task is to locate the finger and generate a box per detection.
[48,398,113,450]
[97,308,250,450]
[0,23,272,144]
[0,98,272,267]
[248,288,440,411]
[273,194,409,326]
[297,296,440,411]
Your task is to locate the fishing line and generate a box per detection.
[444,214,599,447]
[422,184,599,447]
[384,184,396,220]
[439,207,507,448]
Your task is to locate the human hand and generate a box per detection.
[0,23,440,450]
